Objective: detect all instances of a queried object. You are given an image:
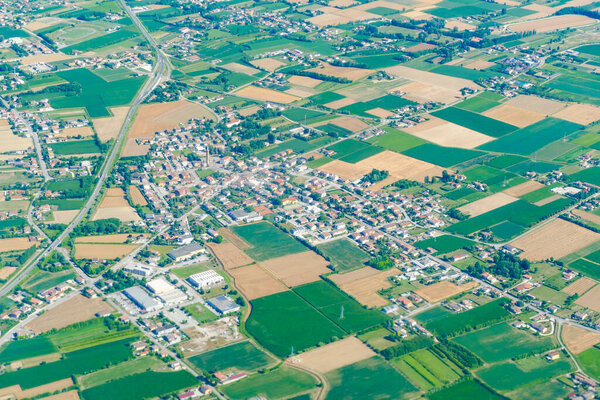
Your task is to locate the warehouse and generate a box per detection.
[147,277,188,305]
[206,295,240,315]
[124,286,162,313]
[167,242,205,262]
[187,270,225,288]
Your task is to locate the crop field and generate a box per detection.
[479,118,583,155]
[455,92,503,113]
[367,127,426,153]
[414,235,477,254]
[414,281,478,303]
[92,187,140,222]
[0,338,135,390]
[484,105,545,128]
[129,100,216,138]
[502,180,544,197]
[25,295,112,334]
[562,277,596,296]
[0,237,38,252]
[78,357,165,389]
[74,243,139,260]
[511,219,599,261]
[428,378,505,400]
[0,336,56,364]
[477,358,572,392]
[397,348,463,389]
[570,167,600,187]
[231,222,307,261]
[404,117,494,149]
[458,192,518,218]
[246,290,344,357]
[49,139,102,156]
[259,251,330,287]
[92,106,129,141]
[294,280,387,332]
[423,298,511,337]
[575,285,600,312]
[80,370,197,400]
[403,143,485,167]
[329,266,398,307]
[22,269,75,294]
[576,347,600,380]
[561,324,600,354]
[61,29,138,54]
[432,107,518,137]
[569,259,600,281]
[188,341,274,372]
[324,356,418,400]
[289,336,375,373]
[452,322,555,363]
[207,242,254,269]
[227,264,288,300]
[317,238,370,272]
[221,366,317,400]
[236,85,300,103]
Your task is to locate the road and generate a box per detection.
[0,0,170,298]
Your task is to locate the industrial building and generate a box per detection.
[124,286,162,313]
[206,295,240,315]
[123,263,154,277]
[167,242,205,262]
[187,270,225,288]
[146,277,187,306]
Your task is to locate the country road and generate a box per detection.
[0,0,170,298]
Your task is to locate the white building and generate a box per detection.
[187,270,225,288]
[147,277,175,294]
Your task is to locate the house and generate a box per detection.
[546,351,560,361]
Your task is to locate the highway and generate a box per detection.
[0,0,170,297]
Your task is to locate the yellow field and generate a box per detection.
[121,139,150,157]
[458,193,518,217]
[405,117,494,149]
[222,62,260,75]
[129,185,147,205]
[250,58,286,71]
[259,251,330,287]
[235,86,300,104]
[228,264,288,300]
[92,107,130,142]
[287,75,323,88]
[509,14,596,33]
[53,210,79,224]
[0,237,37,252]
[414,281,478,303]
[0,120,33,152]
[0,266,16,280]
[288,337,375,373]
[312,116,369,133]
[330,267,398,307]
[484,105,545,128]
[562,324,600,354]
[207,242,254,270]
[307,62,373,81]
[563,277,597,296]
[554,104,600,125]
[0,378,73,400]
[92,187,140,222]
[504,95,565,114]
[502,180,544,196]
[512,219,600,261]
[129,100,216,139]
[74,233,148,243]
[575,285,600,313]
[74,243,139,259]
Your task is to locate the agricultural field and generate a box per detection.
[317,238,370,272]
[188,341,274,372]
[231,222,307,261]
[221,366,318,400]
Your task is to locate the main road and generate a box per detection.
[0,0,170,297]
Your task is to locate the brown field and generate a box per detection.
[312,116,369,133]
[285,87,317,98]
[512,219,600,261]
[307,62,373,81]
[238,105,261,117]
[402,10,435,20]
[20,53,75,66]
[74,243,138,259]
[235,86,300,104]
[0,266,16,280]
[26,295,112,334]
[573,209,600,226]
[562,277,597,296]
[121,139,150,157]
[0,120,33,152]
[484,105,546,128]
[330,267,398,307]
[40,390,80,400]
[534,194,562,206]
[458,193,518,217]
[259,251,330,287]
[287,75,323,88]
[219,228,250,249]
[207,242,254,269]
[0,237,38,252]
[53,209,79,224]
[502,180,544,196]
[393,81,459,104]
[322,150,445,185]
[288,337,375,373]
[24,21,50,31]
[129,100,216,139]
[329,0,359,6]
[129,185,147,205]
[445,20,476,31]
[228,264,288,300]
[561,324,600,354]
[554,104,600,125]
[503,95,566,114]
[405,117,494,149]
[92,107,129,142]
[15,353,61,369]
[55,126,94,138]
[250,58,286,71]
[465,60,495,70]
[366,108,394,118]
[576,284,600,312]
[384,65,481,93]
[222,62,260,76]
[75,233,148,243]
[92,187,140,222]
[0,378,74,400]
[324,97,357,109]
[414,281,478,303]
[509,15,596,33]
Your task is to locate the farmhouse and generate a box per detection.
[124,286,162,313]
[187,270,225,288]
[206,295,240,315]
[168,242,205,262]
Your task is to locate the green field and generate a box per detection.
[428,378,505,400]
[294,280,387,333]
[81,370,197,400]
[326,139,383,163]
[0,336,56,364]
[367,127,426,153]
[49,140,102,155]
[258,138,317,158]
[325,357,418,399]
[221,366,317,400]
[486,154,528,169]
[576,346,600,380]
[477,358,572,391]
[423,299,511,338]
[403,144,485,167]
[489,221,524,240]
[0,338,135,390]
[414,235,476,255]
[231,222,306,261]
[568,259,600,281]
[455,92,503,113]
[188,341,273,372]
[79,357,165,389]
[398,348,463,389]
[479,118,583,155]
[61,29,138,54]
[452,322,555,363]
[282,108,325,122]
[570,167,600,186]
[317,239,370,272]
[432,107,517,137]
[246,291,345,357]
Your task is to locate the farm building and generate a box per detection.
[187,270,225,288]
[124,286,162,313]
[168,242,205,262]
[206,295,240,315]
